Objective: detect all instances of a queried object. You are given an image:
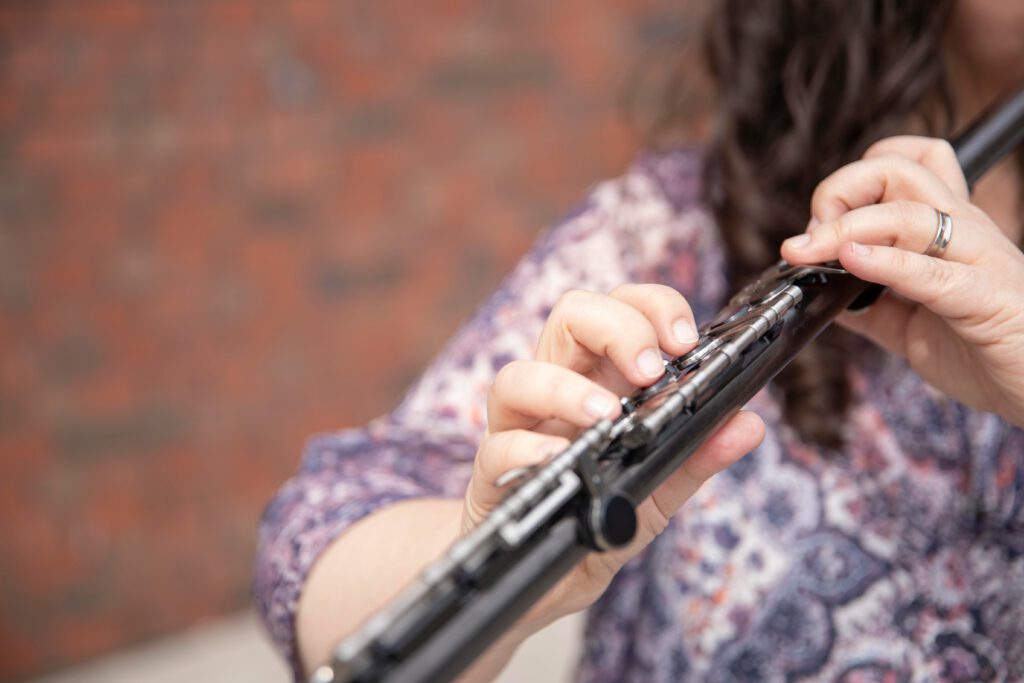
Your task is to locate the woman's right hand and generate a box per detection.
[461,283,766,636]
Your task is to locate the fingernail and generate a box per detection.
[672,318,699,344]
[850,242,871,256]
[807,216,820,229]
[584,392,618,419]
[786,234,812,249]
[636,348,664,378]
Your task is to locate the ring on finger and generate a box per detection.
[924,208,953,257]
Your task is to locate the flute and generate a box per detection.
[312,86,1024,683]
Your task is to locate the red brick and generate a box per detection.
[0,1,708,679]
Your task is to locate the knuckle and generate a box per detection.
[608,282,635,299]
[863,139,885,158]
[553,289,603,330]
[609,323,656,358]
[878,152,911,175]
[929,259,957,293]
[889,200,919,229]
[810,176,834,208]
[474,431,503,478]
[879,151,907,165]
[489,430,524,475]
[477,429,570,483]
[927,138,958,167]
[502,429,528,458]
[863,136,902,159]
[549,383,575,414]
[556,288,590,312]
[645,282,680,297]
[828,214,851,242]
[505,431,565,474]
[652,283,690,308]
[547,368,579,406]
[966,203,992,226]
[911,258,957,309]
[644,496,672,537]
[633,283,692,315]
[548,291,574,322]
[547,434,571,455]
[809,181,825,206]
[477,431,499,457]
[888,246,910,273]
[491,360,526,399]
[811,173,855,218]
[612,282,684,308]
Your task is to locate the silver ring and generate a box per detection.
[925,209,953,257]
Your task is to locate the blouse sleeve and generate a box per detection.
[251,150,722,676]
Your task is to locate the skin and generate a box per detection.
[296,5,1024,680]
[781,137,1024,428]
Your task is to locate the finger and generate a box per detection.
[487,360,621,434]
[465,429,572,528]
[648,410,765,530]
[809,153,960,224]
[609,283,700,356]
[471,429,571,501]
[782,200,983,265]
[863,136,969,200]
[836,241,975,320]
[537,289,667,386]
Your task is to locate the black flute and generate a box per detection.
[312,86,1024,683]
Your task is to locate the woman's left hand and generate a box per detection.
[780,135,1024,427]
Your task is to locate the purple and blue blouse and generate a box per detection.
[254,150,1024,682]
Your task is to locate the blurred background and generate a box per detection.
[0,1,710,681]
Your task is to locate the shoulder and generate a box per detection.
[576,147,712,239]
[478,147,729,344]
[474,146,730,343]
[391,149,728,435]
[582,148,729,322]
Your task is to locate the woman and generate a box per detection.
[255,1,1024,680]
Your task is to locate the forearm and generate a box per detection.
[295,497,531,682]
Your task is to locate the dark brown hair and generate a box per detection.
[699,0,956,449]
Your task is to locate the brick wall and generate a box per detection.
[0,1,708,679]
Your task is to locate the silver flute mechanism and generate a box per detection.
[313,259,848,683]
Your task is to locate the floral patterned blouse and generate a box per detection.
[253,150,1024,682]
